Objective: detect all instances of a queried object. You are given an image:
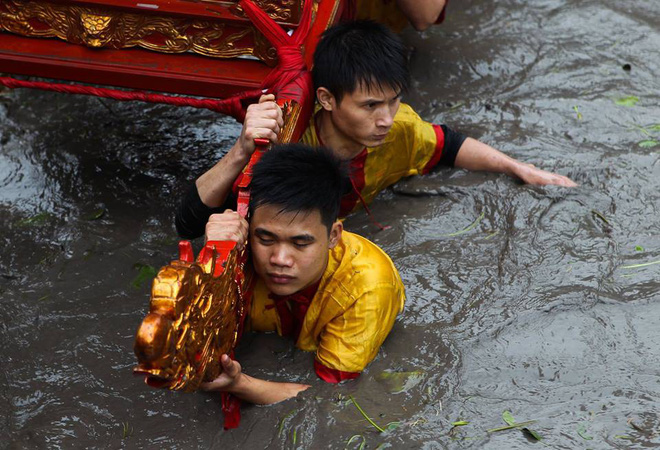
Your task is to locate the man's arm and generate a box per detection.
[196,94,284,208]
[395,0,447,31]
[453,137,577,187]
[174,95,283,239]
[202,354,309,405]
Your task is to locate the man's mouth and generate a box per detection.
[268,273,295,284]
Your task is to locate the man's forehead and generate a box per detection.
[351,82,400,101]
[251,204,323,231]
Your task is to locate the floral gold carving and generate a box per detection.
[0,0,289,64]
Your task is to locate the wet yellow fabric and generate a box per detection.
[354,0,410,32]
[249,231,405,373]
[300,103,441,213]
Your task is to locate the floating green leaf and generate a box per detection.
[591,210,611,225]
[638,140,659,148]
[121,421,133,439]
[621,259,660,270]
[487,420,537,433]
[615,96,639,107]
[442,212,485,237]
[385,421,400,432]
[577,423,593,440]
[522,427,543,441]
[345,435,365,450]
[349,395,386,433]
[502,411,516,426]
[452,420,470,427]
[85,208,106,220]
[635,246,644,252]
[278,409,297,437]
[17,212,53,227]
[375,370,426,394]
[132,263,158,289]
[614,434,633,440]
[573,105,583,120]
[647,124,660,131]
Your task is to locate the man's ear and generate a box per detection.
[316,87,335,111]
[328,221,343,248]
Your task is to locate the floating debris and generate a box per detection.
[442,212,485,237]
[615,96,639,107]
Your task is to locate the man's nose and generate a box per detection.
[270,245,293,267]
[375,108,394,129]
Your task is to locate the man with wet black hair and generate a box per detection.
[176,20,576,239]
[201,144,405,403]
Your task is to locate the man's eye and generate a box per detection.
[258,238,274,245]
[293,242,311,248]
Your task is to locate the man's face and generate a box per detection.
[249,204,342,296]
[322,83,402,150]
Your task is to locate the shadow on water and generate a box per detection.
[1,0,659,447]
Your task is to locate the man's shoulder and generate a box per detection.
[394,103,424,124]
[325,231,403,301]
[389,103,430,137]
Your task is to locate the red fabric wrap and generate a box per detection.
[314,360,360,383]
[422,124,446,174]
[240,0,313,94]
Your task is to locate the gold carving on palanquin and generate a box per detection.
[0,0,280,63]
[226,0,301,23]
[134,244,253,392]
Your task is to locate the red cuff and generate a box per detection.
[314,360,360,383]
[422,124,446,174]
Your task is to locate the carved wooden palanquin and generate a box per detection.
[0,0,344,97]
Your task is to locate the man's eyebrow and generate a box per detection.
[361,92,401,104]
[290,234,315,243]
[254,228,277,238]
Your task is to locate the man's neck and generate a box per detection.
[317,110,365,161]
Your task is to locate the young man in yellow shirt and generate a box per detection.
[176,21,576,239]
[201,144,405,403]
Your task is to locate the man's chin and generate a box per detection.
[265,282,300,297]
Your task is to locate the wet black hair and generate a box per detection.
[249,144,349,231]
[312,20,410,102]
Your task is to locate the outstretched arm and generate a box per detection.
[395,0,447,31]
[202,355,310,405]
[454,137,577,187]
[196,94,284,208]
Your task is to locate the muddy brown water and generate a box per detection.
[1,0,659,448]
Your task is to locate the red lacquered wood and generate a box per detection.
[51,0,303,25]
[0,33,271,98]
[303,0,344,69]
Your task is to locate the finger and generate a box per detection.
[221,354,241,377]
[259,94,275,103]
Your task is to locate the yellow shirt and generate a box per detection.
[301,103,445,215]
[249,231,405,374]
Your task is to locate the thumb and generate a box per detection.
[221,354,241,377]
[259,93,275,103]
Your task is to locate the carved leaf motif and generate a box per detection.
[0,0,278,63]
